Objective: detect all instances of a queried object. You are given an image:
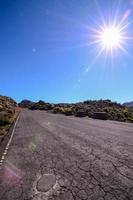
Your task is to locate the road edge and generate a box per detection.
[0,113,20,169]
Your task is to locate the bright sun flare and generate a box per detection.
[99,26,122,49]
[89,18,131,57]
[86,4,133,60]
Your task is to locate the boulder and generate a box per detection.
[92,112,108,120]
[75,109,87,117]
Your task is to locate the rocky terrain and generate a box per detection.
[19,99,133,123]
[123,101,133,107]
[0,95,18,139]
[18,99,34,108]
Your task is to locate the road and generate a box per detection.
[0,109,133,200]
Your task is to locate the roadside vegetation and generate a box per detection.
[19,99,133,123]
[0,95,19,140]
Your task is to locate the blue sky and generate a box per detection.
[0,0,133,103]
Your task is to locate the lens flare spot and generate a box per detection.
[123,9,131,21]
[29,142,37,152]
[1,162,24,187]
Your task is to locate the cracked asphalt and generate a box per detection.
[0,109,133,200]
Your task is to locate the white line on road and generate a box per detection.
[0,113,20,169]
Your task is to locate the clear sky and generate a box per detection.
[0,0,133,103]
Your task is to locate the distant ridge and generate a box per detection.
[19,99,133,123]
[123,101,133,107]
[18,99,34,108]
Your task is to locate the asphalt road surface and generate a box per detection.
[0,109,133,200]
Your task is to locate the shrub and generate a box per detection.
[0,113,12,126]
[128,117,133,123]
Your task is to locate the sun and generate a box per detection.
[88,19,131,57]
[99,26,122,49]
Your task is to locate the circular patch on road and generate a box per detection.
[36,174,56,192]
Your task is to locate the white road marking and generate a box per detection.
[0,113,20,169]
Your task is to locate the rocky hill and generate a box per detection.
[18,99,34,108]
[123,101,133,107]
[20,99,133,123]
[0,95,18,139]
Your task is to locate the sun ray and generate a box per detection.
[117,43,131,57]
[113,0,121,27]
[94,0,106,28]
[119,20,133,31]
[87,26,105,36]
[95,46,105,60]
